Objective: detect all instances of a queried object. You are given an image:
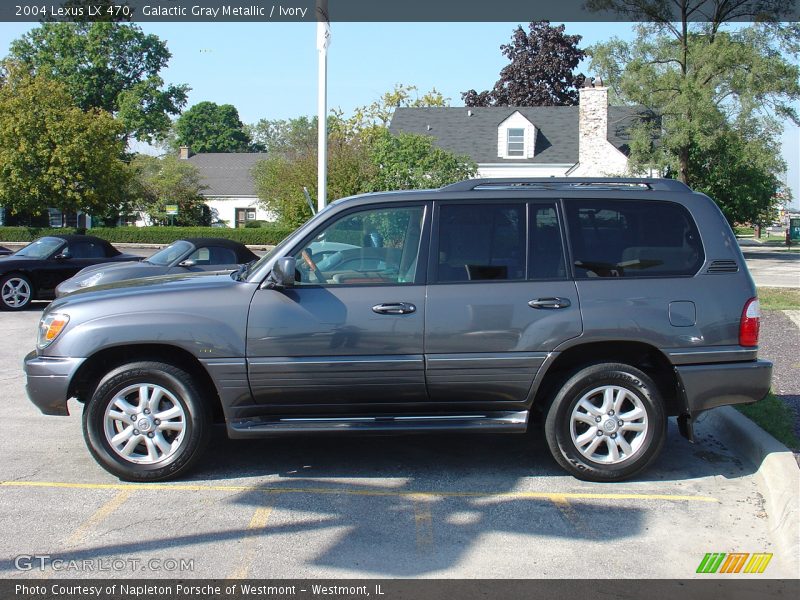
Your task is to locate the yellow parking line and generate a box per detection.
[411,494,433,551]
[0,480,719,503]
[62,489,131,548]
[551,494,597,539]
[227,503,274,580]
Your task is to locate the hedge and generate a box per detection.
[0,225,296,246]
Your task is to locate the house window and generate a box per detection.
[507,128,525,157]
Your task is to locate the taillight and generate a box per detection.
[739,298,760,347]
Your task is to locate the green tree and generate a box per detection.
[8,22,188,143]
[251,85,472,227]
[246,116,317,156]
[0,66,129,219]
[174,101,252,153]
[587,2,799,224]
[462,21,586,107]
[369,129,477,191]
[685,130,785,226]
[589,0,800,183]
[350,83,449,128]
[252,133,376,228]
[128,154,209,226]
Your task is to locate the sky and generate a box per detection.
[0,20,798,208]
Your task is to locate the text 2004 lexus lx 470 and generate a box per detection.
[24,178,772,482]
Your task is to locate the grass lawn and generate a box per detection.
[736,393,800,450]
[757,287,800,310]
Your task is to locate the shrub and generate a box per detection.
[0,225,296,246]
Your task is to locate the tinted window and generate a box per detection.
[530,204,566,279]
[436,204,526,282]
[68,241,106,259]
[565,200,704,278]
[294,205,424,286]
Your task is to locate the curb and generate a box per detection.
[702,406,799,557]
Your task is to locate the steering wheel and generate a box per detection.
[300,249,326,283]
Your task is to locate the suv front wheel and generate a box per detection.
[544,363,666,482]
[83,361,210,481]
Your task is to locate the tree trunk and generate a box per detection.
[679,145,690,184]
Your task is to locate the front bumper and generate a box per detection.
[24,351,86,416]
[676,359,773,415]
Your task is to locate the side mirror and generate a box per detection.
[178,259,197,268]
[266,257,296,289]
[53,253,69,260]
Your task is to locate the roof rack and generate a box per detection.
[439,178,690,193]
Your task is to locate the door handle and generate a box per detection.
[528,297,571,309]
[372,302,416,315]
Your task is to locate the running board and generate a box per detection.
[228,411,529,438]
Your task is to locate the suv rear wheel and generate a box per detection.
[83,362,210,481]
[544,363,666,482]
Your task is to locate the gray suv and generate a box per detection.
[24,178,772,482]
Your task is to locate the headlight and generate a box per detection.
[78,272,104,288]
[37,313,70,350]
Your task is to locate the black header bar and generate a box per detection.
[1,0,799,23]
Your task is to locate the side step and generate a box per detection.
[228,411,529,438]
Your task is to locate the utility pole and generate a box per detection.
[316,0,330,213]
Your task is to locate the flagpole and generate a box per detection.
[316,1,330,213]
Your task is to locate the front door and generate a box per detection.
[246,203,430,415]
[425,201,582,405]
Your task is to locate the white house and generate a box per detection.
[179,147,273,227]
[389,79,658,178]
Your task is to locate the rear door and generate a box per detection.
[424,200,582,405]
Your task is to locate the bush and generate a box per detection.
[0,225,296,246]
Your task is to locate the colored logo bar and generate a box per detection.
[696,553,773,574]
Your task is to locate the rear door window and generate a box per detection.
[565,199,704,278]
[435,204,526,282]
[529,204,566,279]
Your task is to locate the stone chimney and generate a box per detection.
[578,77,609,169]
[179,145,192,160]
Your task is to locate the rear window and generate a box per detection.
[565,200,704,278]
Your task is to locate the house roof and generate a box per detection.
[186,153,266,197]
[388,106,653,165]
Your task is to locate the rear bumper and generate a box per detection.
[676,360,772,415]
[23,351,85,416]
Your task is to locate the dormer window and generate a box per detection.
[497,112,536,159]
[507,128,525,157]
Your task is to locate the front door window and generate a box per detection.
[293,205,425,286]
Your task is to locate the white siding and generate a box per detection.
[205,197,276,228]
[477,164,573,178]
[496,111,537,159]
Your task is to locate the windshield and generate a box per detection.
[145,240,193,266]
[239,203,340,281]
[235,236,288,281]
[14,237,65,259]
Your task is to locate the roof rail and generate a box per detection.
[439,178,691,193]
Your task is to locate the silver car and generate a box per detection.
[56,237,259,296]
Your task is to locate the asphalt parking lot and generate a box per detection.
[0,306,797,580]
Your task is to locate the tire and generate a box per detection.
[83,361,210,482]
[0,273,33,310]
[544,362,666,482]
